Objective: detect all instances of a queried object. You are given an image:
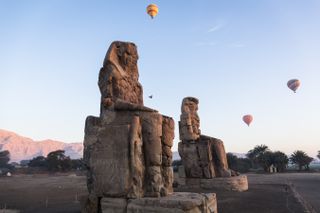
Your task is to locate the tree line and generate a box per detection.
[0,150,84,172]
[228,145,318,173]
[1,147,320,173]
[172,146,319,174]
[28,150,84,171]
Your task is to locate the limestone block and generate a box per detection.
[178,135,231,179]
[200,175,248,192]
[178,175,249,192]
[140,112,163,166]
[101,110,135,126]
[203,193,218,213]
[196,141,215,178]
[113,100,157,112]
[80,194,98,213]
[88,114,144,198]
[89,124,132,197]
[128,116,144,198]
[84,116,101,137]
[162,145,172,167]
[84,116,101,193]
[161,166,173,195]
[127,192,217,213]
[161,116,175,147]
[96,193,217,213]
[208,137,230,177]
[178,142,202,178]
[83,116,101,163]
[145,166,163,197]
[101,198,127,213]
[185,178,201,189]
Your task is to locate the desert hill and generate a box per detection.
[0,129,83,163]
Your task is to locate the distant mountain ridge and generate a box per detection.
[0,129,83,163]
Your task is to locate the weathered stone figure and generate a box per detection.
[82,41,218,213]
[84,41,173,200]
[179,97,200,141]
[178,97,231,178]
[98,41,143,110]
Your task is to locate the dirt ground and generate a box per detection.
[0,174,87,213]
[247,173,320,213]
[175,173,306,213]
[0,173,319,213]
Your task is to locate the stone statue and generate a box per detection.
[81,41,218,213]
[179,97,200,141]
[98,41,143,110]
[84,41,174,201]
[178,97,232,178]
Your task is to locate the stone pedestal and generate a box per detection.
[177,173,248,192]
[99,192,217,213]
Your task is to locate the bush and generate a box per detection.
[0,150,10,167]
[227,153,251,173]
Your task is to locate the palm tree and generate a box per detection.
[246,145,270,169]
[290,150,313,171]
[272,151,289,172]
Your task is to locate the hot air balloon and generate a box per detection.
[287,79,300,93]
[147,4,158,19]
[243,114,253,126]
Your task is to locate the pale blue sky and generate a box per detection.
[1,0,320,158]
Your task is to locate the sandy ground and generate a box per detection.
[0,172,319,212]
[247,173,320,213]
[0,174,87,213]
[175,173,307,213]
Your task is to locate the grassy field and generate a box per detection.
[0,172,319,213]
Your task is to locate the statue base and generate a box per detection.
[81,192,217,213]
[176,174,248,192]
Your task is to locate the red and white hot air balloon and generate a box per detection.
[242,114,253,126]
[287,79,300,93]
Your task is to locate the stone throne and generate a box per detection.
[81,41,217,212]
[178,97,248,191]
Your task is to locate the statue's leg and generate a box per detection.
[211,138,231,177]
[128,115,144,198]
[161,116,175,196]
[140,112,163,197]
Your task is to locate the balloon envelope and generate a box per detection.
[287,79,300,93]
[243,115,253,126]
[147,4,158,19]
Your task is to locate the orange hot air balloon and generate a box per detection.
[243,115,253,126]
[287,79,300,93]
[147,4,158,19]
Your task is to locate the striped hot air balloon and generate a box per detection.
[287,79,300,93]
[147,4,158,19]
[243,114,253,126]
